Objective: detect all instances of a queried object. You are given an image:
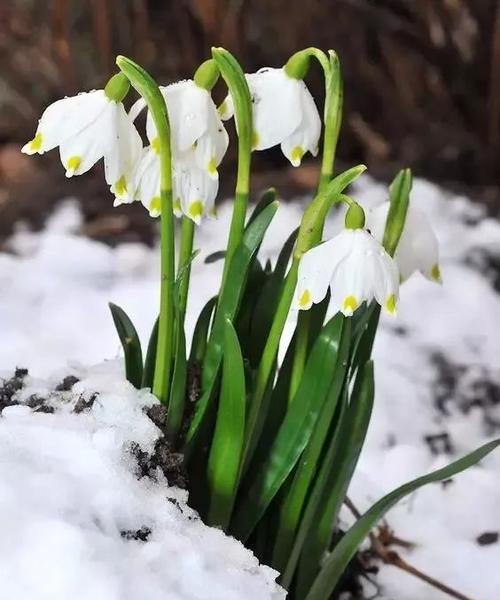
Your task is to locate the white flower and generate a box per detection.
[131,80,228,179]
[22,89,142,201]
[134,143,218,224]
[173,160,218,225]
[366,202,441,283]
[219,67,321,167]
[294,228,399,317]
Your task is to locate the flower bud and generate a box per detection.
[284,50,311,80]
[104,73,130,103]
[345,202,365,229]
[194,59,220,91]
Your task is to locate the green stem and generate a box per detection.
[318,51,343,192]
[288,51,343,395]
[210,47,252,287]
[116,55,175,405]
[177,216,195,324]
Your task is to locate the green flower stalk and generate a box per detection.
[116,55,175,405]
[284,48,343,400]
[242,165,366,468]
[284,48,343,192]
[212,47,253,287]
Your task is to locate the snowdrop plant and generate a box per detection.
[25,47,500,600]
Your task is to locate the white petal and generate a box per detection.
[22,90,108,155]
[135,148,161,217]
[193,102,229,178]
[104,103,143,200]
[218,95,234,121]
[294,230,353,310]
[147,81,210,155]
[329,232,370,316]
[367,202,440,283]
[281,83,321,166]
[175,161,218,224]
[246,68,302,150]
[58,107,113,177]
[129,97,147,122]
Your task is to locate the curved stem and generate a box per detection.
[117,55,175,405]
[288,49,343,395]
[211,47,253,287]
[318,51,343,192]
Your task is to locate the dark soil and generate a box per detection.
[0,367,187,489]
[431,350,500,433]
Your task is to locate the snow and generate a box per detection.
[1,175,500,599]
[0,361,285,600]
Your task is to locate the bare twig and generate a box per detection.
[344,497,478,600]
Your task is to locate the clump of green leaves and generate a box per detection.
[108,50,499,600]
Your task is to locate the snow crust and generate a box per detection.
[0,361,285,600]
[1,175,500,598]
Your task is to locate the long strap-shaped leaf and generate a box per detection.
[207,318,246,529]
[296,360,374,596]
[185,201,278,450]
[165,320,187,444]
[305,438,500,600]
[189,296,217,364]
[108,302,143,389]
[142,316,159,389]
[272,316,351,572]
[231,313,347,542]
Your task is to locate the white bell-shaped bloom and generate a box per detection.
[173,160,218,225]
[366,202,441,283]
[22,90,142,202]
[130,80,228,180]
[133,142,218,224]
[294,228,399,317]
[219,67,321,166]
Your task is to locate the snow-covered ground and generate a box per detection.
[0,362,284,600]
[1,175,500,599]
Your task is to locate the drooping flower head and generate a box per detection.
[22,74,142,203]
[219,67,321,167]
[295,204,399,317]
[366,202,441,283]
[133,142,217,225]
[131,79,229,181]
[130,79,228,223]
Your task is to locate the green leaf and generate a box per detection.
[281,387,349,589]
[189,296,217,364]
[306,438,500,600]
[383,168,412,257]
[247,188,277,227]
[142,316,159,389]
[204,250,226,264]
[165,321,187,444]
[349,303,380,380]
[231,313,347,542]
[272,316,351,572]
[248,228,298,365]
[185,201,279,450]
[108,303,143,389]
[207,319,246,529]
[296,360,374,595]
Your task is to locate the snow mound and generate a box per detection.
[0,361,285,600]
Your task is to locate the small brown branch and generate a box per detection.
[344,497,478,600]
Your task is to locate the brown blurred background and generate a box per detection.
[1,0,499,244]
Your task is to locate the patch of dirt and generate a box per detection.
[0,367,187,490]
[431,351,500,433]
